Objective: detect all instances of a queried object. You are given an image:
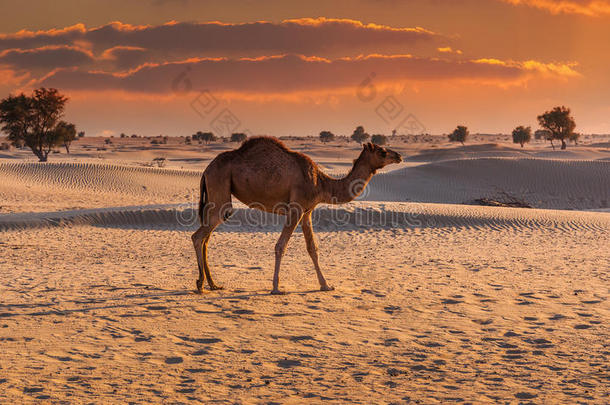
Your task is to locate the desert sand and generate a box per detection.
[0,135,609,403]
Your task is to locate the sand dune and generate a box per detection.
[3,156,608,214]
[368,158,610,209]
[1,201,608,234]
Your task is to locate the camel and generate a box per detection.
[191,136,402,294]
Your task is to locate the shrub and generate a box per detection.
[153,157,167,167]
[319,131,335,143]
[0,142,10,150]
[448,126,469,145]
[231,133,248,143]
[200,132,217,144]
[351,126,369,144]
[371,134,387,145]
[512,126,532,147]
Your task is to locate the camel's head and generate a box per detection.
[361,142,402,171]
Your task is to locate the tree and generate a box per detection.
[569,132,580,145]
[78,131,85,138]
[371,134,387,145]
[351,126,369,144]
[512,126,532,148]
[56,121,77,153]
[319,131,335,143]
[201,132,217,144]
[231,132,248,143]
[0,88,72,162]
[448,125,469,145]
[537,106,576,150]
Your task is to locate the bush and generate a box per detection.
[231,133,248,143]
[319,131,335,143]
[351,126,369,144]
[512,126,532,147]
[152,157,167,167]
[448,126,469,145]
[200,132,217,144]
[371,134,387,145]
[0,142,10,150]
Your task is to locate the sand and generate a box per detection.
[0,135,609,403]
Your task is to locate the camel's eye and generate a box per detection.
[380,150,387,158]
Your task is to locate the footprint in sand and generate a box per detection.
[165,356,183,364]
[277,359,301,368]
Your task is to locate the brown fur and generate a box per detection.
[191,136,401,294]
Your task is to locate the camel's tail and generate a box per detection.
[198,175,206,225]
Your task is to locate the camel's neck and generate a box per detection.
[320,154,375,204]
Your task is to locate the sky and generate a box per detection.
[1,0,609,137]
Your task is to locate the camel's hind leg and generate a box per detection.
[192,223,222,292]
[191,176,232,293]
[301,211,334,291]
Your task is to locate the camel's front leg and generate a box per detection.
[271,210,302,295]
[301,211,334,291]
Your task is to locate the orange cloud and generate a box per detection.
[34,54,579,96]
[0,18,441,62]
[0,45,94,70]
[501,0,610,16]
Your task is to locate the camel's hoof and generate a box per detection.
[320,285,335,292]
[195,279,204,293]
[270,289,286,295]
[209,284,224,291]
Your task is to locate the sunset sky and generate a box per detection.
[1,0,609,137]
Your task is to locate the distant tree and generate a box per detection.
[569,132,580,145]
[231,132,248,143]
[448,125,469,145]
[78,131,85,138]
[120,133,126,138]
[201,132,217,144]
[185,135,192,144]
[351,126,369,144]
[512,126,532,148]
[534,129,551,141]
[537,106,576,150]
[371,134,387,145]
[56,121,77,153]
[391,129,397,137]
[130,134,138,138]
[319,130,335,143]
[0,88,72,162]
